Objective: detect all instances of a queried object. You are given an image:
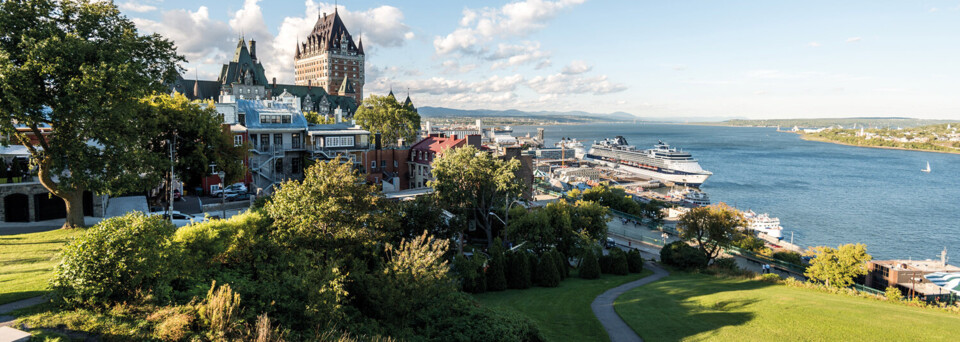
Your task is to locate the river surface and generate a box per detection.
[511,123,960,260]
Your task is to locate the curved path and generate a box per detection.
[591,262,669,342]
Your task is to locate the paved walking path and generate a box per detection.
[591,262,669,342]
[0,296,45,327]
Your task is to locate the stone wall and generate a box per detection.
[0,182,104,222]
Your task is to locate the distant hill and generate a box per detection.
[714,117,957,129]
[418,107,637,122]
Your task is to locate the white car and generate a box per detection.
[152,211,204,228]
[211,183,247,197]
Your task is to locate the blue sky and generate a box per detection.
[123,0,960,119]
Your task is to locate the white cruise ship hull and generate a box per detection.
[751,227,783,239]
[589,158,711,187]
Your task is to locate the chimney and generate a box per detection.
[467,134,482,148]
[249,40,257,61]
[272,77,276,88]
[375,133,382,150]
[335,107,342,123]
[397,137,405,147]
[307,79,312,90]
[451,134,458,140]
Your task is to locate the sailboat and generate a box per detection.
[921,161,931,173]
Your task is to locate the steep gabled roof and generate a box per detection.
[301,10,362,55]
[338,78,355,94]
[219,37,269,86]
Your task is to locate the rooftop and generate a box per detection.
[411,134,466,154]
[872,259,960,273]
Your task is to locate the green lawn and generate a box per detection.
[474,269,653,342]
[0,229,82,305]
[615,273,960,342]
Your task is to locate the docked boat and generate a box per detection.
[922,161,931,173]
[742,210,784,239]
[493,126,513,134]
[585,137,712,187]
[666,188,711,207]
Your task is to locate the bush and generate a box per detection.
[760,273,782,283]
[885,286,903,301]
[536,252,561,287]
[772,251,804,265]
[200,281,242,341]
[454,253,487,293]
[405,293,545,342]
[660,241,708,271]
[528,252,541,286]
[579,249,601,280]
[626,249,644,273]
[52,212,176,306]
[553,250,568,280]
[609,249,629,276]
[487,238,508,291]
[505,251,531,289]
[598,252,613,274]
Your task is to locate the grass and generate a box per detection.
[0,228,82,305]
[474,269,653,342]
[615,272,960,342]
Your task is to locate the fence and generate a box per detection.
[725,245,807,275]
[851,283,885,296]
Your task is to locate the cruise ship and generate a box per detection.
[742,210,784,239]
[586,137,712,187]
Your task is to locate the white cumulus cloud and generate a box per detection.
[561,60,592,75]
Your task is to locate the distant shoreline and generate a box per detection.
[796,133,960,155]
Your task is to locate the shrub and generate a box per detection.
[659,241,708,270]
[148,306,197,341]
[885,286,903,301]
[609,249,629,276]
[200,281,242,341]
[505,251,531,289]
[454,253,487,293]
[760,273,782,283]
[52,212,176,306]
[537,252,561,287]
[626,249,644,273]
[528,252,541,286]
[579,249,601,280]
[405,293,545,342]
[553,250,567,280]
[773,251,804,265]
[598,252,613,274]
[487,238,508,291]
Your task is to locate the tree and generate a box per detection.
[0,0,183,228]
[804,243,872,288]
[142,94,246,187]
[487,238,508,291]
[431,145,522,248]
[353,94,420,147]
[394,194,453,241]
[579,248,600,280]
[506,208,554,253]
[677,203,746,263]
[304,111,335,125]
[536,252,560,287]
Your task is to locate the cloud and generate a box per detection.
[562,60,592,75]
[846,37,861,43]
[132,1,414,84]
[488,42,552,69]
[118,1,157,13]
[527,73,627,95]
[808,41,821,47]
[434,0,585,55]
[929,7,939,13]
[440,60,478,74]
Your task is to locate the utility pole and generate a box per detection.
[218,171,226,219]
[168,137,175,219]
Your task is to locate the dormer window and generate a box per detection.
[261,114,292,124]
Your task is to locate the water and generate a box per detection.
[511,123,960,260]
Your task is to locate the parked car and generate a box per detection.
[210,183,247,197]
[225,192,250,202]
[151,210,204,228]
[604,237,617,249]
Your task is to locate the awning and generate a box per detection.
[924,272,960,294]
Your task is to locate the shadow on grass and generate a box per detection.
[12,302,154,341]
[616,272,773,342]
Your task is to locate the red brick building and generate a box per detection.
[295,9,364,104]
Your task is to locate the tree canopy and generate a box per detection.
[804,243,872,288]
[677,203,746,263]
[431,145,522,248]
[0,0,183,227]
[353,94,420,147]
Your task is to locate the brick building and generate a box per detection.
[295,9,365,104]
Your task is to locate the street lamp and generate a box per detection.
[489,211,506,225]
[218,171,226,219]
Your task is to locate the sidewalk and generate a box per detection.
[0,296,45,328]
[0,216,102,235]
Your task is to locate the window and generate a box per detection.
[394,160,398,168]
[292,133,301,149]
[324,136,355,147]
[380,160,386,168]
[274,134,283,148]
[260,114,292,124]
[274,159,284,175]
[292,158,301,174]
[260,134,270,151]
[250,134,258,147]
[371,161,376,170]
[234,135,243,146]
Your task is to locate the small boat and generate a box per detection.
[922,161,931,173]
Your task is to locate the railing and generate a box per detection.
[851,284,885,296]
[725,245,807,275]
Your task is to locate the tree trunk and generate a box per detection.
[36,156,85,229]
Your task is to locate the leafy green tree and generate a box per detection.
[431,145,522,248]
[804,243,872,288]
[394,194,453,241]
[304,111,335,125]
[487,238,508,291]
[570,200,609,246]
[609,248,629,276]
[354,94,420,147]
[579,248,601,280]
[0,0,183,228]
[506,251,531,289]
[677,203,746,263]
[506,209,554,253]
[142,94,246,187]
[627,249,644,273]
[660,241,709,270]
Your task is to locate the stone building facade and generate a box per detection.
[295,9,365,104]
